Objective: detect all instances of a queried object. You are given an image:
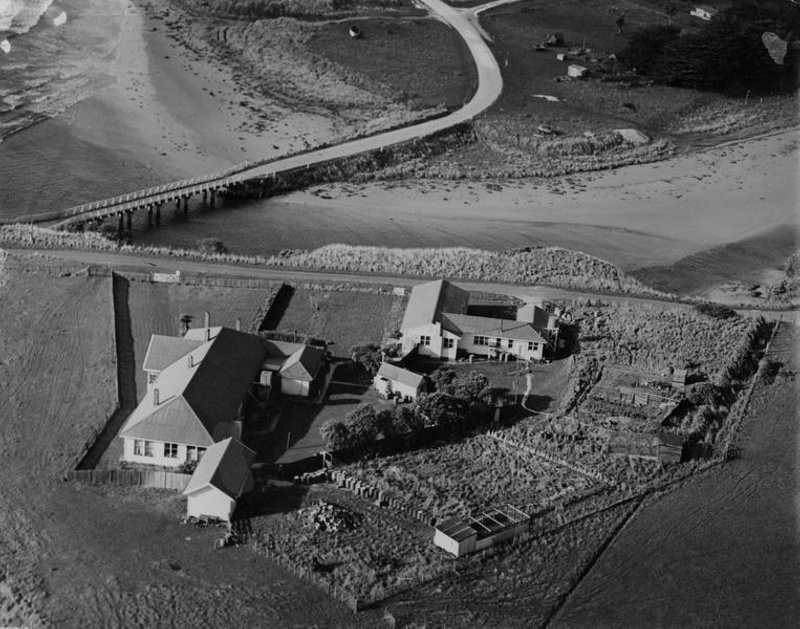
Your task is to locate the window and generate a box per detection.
[187,446,207,462]
[164,442,178,458]
[144,441,154,457]
[419,335,431,347]
[507,339,514,348]
[528,342,540,352]
[474,335,488,346]
[443,338,454,349]
[134,439,144,456]
[147,372,158,385]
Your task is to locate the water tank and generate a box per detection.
[548,315,559,329]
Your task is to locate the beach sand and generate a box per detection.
[0,0,337,218]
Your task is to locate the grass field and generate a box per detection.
[0,269,380,627]
[307,17,476,112]
[415,0,796,178]
[268,287,407,357]
[552,325,800,627]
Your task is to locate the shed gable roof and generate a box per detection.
[376,363,424,389]
[183,437,255,498]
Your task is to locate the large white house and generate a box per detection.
[120,327,267,468]
[400,279,553,362]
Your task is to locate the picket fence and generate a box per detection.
[64,468,191,490]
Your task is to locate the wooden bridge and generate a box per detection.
[3,0,514,233]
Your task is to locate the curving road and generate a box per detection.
[26,0,511,228]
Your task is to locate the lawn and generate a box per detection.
[268,287,407,358]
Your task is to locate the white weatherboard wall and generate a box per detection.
[186,486,236,521]
[433,530,476,556]
[402,323,459,360]
[458,336,544,361]
[281,378,310,397]
[123,438,201,468]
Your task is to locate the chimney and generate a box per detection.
[153,388,160,405]
[204,311,210,328]
[235,318,241,332]
[205,327,211,341]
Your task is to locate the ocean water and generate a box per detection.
[0,0,122,140]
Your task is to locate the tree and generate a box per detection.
[345,404,381,448]
[389,404,426,436]
[430,368,457,394]
[349,344,382,377]
[320,418,352,452]
[417,392,468,427]
[619,25,681,75]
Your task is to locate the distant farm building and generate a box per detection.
[690,5,718,20]
[608,430,685,464]
[399,280,556,362]
[183,437,255,522]
[567,64,588,78]
[434,505,529,557]
[374,363,425,402]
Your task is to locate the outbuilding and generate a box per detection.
[183,437,256,522]
[374,363,425,402]
[567,64,588,78]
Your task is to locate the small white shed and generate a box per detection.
[374,363,425,402]
[567,64,588,78]
[183,437,256,522]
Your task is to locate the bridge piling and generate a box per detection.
[117,213,124,233]
[147,206,153,226]
[182,195,189,213]
[156,203,162,224]
[125,210,133,231]
[209,189,216,208]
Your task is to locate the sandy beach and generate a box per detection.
[0,0,338,218]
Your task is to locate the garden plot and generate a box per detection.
[343,434,596,522]
[250,484,450,603]
[577,303,761,379]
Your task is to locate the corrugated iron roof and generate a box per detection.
[279,346,324,382]
[376,363,424,389]
[183,437,255,498]
[400,279,470,331]
[121,328,266,446]
[143,335,204,373]
[442,314,546,342]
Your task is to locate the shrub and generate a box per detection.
[694,302,739,320]
[197,238,228,255]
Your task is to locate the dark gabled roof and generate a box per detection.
[183,437,255,499]
[143,335,204,373]
[121,328,267,446]
[376,363,424,389]
[401,279,470,331]
[442,314,546,343]
[263,340,324,381]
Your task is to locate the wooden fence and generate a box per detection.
[64,468,191,490]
